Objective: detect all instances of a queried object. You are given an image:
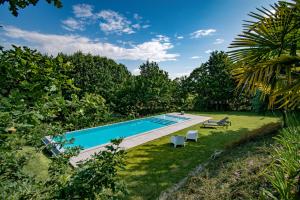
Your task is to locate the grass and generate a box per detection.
[120,112,279,200]
[21,146,51,181]
[167,130,276,200]
[22,111,280,199]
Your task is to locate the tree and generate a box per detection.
[0,0,62,16]
[0,46,127,199]
[172,76,196,111]
[136,61,174,114]
[61,52,131,111]
[116,61,175,115]
[229,1,300,111]
[187,51,236,111]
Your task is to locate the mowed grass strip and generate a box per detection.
[121,112,279,200]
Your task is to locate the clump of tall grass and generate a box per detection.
[262,117,300,200]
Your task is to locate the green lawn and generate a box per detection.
[22,112,280,199]
[21,146,51,181]
[121,112,280,200]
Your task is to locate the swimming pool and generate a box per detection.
[45,114,190,153]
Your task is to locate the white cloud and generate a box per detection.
[2,26,179,62]
[190,56,201,59]
[142,24,150,29]
[154,35,170,42]
[73,4,93,18]
[190,29,216,38]
[98,10,135,34]
[177,36,184,39]
[133,13,142,20]
[214,38,224,44]
[205,49,213,54]
[64,6,150,34]
[132,24,141,29]
[61,18,84,31]
[132,68,141,75]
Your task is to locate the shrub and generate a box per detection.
[57,139,127,199]
[262,119,300,200]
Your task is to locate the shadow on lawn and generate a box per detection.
[122,127,250,200]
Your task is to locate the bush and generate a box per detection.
[57,139,127,199]
[262,119,300,199]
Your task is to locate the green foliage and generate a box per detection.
[0,0,62,16]
[262,118,300,199]
[0,46,126,199]
[117,61,175,115]
[61,52,131,110]
[251,90,268,114]
[229,1,300,109]
[186,51,236,111]
[0,46,78,106]
[59,139,127,199]
[37,93,110,131]
[172,76,196,111]
[65,93,110,130]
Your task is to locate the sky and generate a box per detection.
[0,0,277,78]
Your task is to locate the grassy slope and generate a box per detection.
[121,112,279,200]
[167,132,275,199]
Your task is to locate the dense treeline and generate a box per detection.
[0,46,257,140]
[0,45,252,198]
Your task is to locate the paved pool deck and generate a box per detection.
[69,113,210,167]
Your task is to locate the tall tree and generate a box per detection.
[116,61,174,115]
[136,61,174,114]
[229,1,300,111]
[61,52,131,110]
[187,51,235,111]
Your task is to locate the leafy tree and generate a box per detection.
[187,51,236,111]
[61,52,131,110]
[0,46,78,106]
[229,1,300,111]
[118,61,175,115]
[172,76,196,111]
[58,139,127,199]
[137,61,174,113]
[0,0,62,16]
[0,46,126,199]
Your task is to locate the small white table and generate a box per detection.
[186,130,198,142]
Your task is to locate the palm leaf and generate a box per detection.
[229,1,300,109]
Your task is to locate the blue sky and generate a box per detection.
[0,0,277,78]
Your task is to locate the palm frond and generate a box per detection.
[228,2,300,109]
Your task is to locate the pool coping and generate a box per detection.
[68,113,210,167]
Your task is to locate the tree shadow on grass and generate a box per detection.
[121,127,250,200]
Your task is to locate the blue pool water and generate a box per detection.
[53,114,189,150]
